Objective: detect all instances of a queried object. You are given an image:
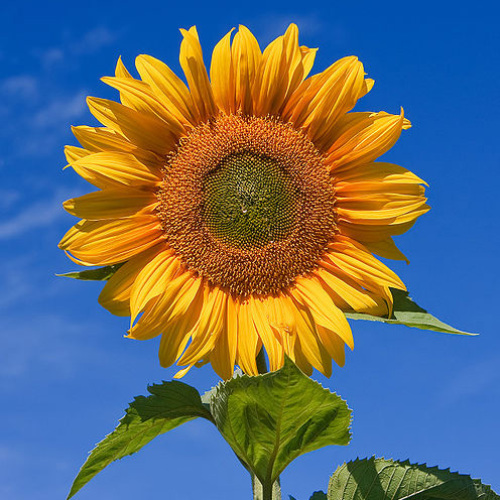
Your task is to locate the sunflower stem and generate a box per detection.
[252,351,281,499]
[252,475,281,500]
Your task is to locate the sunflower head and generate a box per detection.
[60,24,429,379]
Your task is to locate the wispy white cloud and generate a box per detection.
[1,25,118,163]
[0,80,87,158]
[0,194,64,241]
[0,313,101,381]
[0,262,33,310]
[38,47,64,69]
[35,26,117,67]
[0,75,39,100]
[438,357,500,406]
[0,189,21,210]
[70,26,116,55]
[32,91,87,129]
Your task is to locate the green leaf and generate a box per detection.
[57,263,123,281]
[210,357,351,486]
[310,492,328,500]
[345,288,475,335]
[68,381,213,499]
[289,491,327,500]
[328,457,499,499]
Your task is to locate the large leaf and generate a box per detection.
[209,357,351,486]
[68,381,213,499]
[290,494,327,500]
[290,492,328,500]
[328,457,499,499]
[311,493,328,500]
[57,263,123,281]
[345,288,474,335]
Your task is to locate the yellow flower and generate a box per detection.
[60,24,429,379]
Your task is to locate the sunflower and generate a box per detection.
[60,24,429,379]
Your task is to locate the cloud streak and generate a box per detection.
[0,75,39,100]
[32,91,87,129]
[0,312,104,382]
[0,194,65,240]
[70,26,116,55]
[1,25,117,162]
[438,357,500,406]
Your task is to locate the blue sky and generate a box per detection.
[0,1,499,498]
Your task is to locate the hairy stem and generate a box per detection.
[252,476,281,500]
[251,350,281,499]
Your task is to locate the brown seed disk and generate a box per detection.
[156,114,337,297]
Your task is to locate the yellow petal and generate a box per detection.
[98,244,164,316]
[63,188,157,220]
[64,145,90,163]
[325,235,406,291]
[326,110,408,172]
[129,271,200,341]
[101,76,185,136]
[87,97,177,154]
[67,151,161,190]
[287,293,333,376]
[129,249,179,324]
[210,29,235,113]
[316,326,346,367]
[363,237,409,263]
[291,338,313,376]
[166,276,204,324]
[294,276,354,350]
[335,162,430,237]
[334,161,427,186]
[159,313,197,369]
[299,46,317,79]
[337,202,430,225]
[236,300,261,376]
[316,266,388,316]
[338,219,418,243]
[158,282,205,367]
[284,57,368,151]
[231,25,262,114]
[59,216,163,266]
[114,56,136,108]
[209,293,239,379]
[179,26,216,121]
[253,24,304,116]
[72,126,135,153]
[179,286,227,365]
[249,296,284,372]
[71,126,165,171]
[135,54,196,125]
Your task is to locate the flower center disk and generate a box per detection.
[157,114,337,296]
[202,152,297,249]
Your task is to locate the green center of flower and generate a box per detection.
[202,152,299,249]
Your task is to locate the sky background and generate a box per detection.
[0,0,499,498]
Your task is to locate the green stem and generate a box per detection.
[252,475,281,500]
[252,350,281,500]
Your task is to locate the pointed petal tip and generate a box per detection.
[180,25,198,37]
[173,364,193,378]
[62,198,74,211]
